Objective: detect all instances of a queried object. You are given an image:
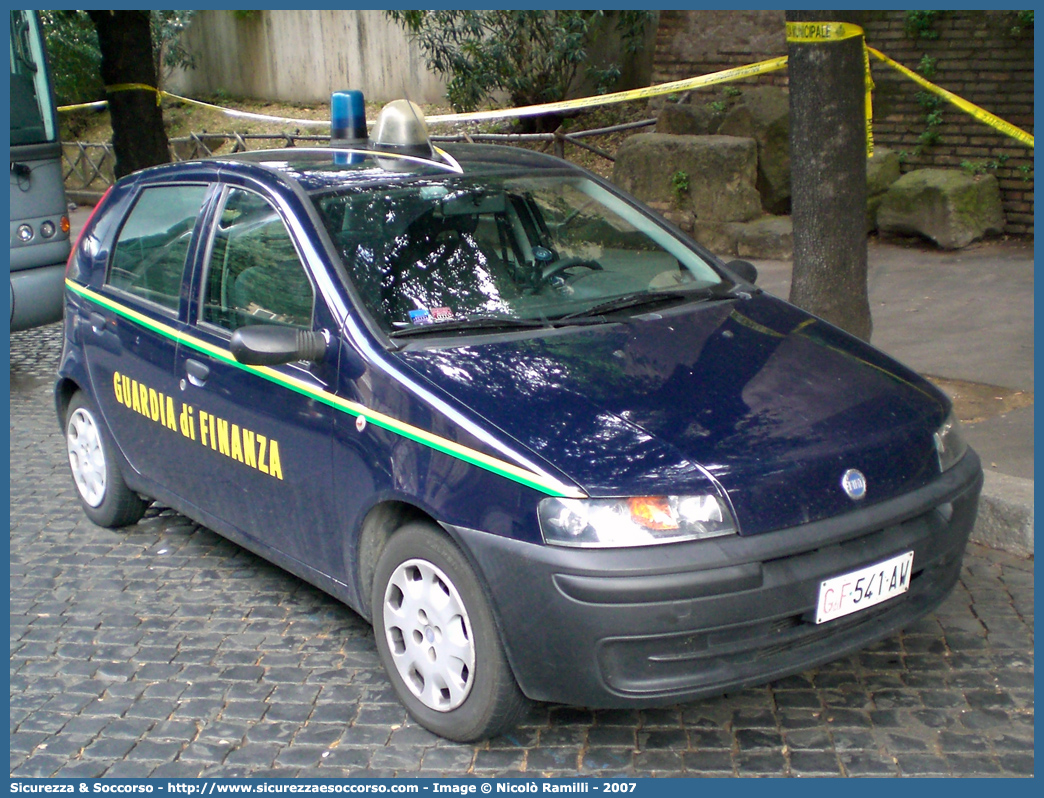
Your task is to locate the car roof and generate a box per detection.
[201,144,573,195]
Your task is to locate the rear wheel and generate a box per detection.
[65,392,149,528]
[371,522,528,741]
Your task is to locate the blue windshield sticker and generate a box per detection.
[409,309,433,325]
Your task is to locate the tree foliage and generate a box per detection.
[40,9,196,105]
[388,10,651,118]
[150,11,197,90]
[38,11,103,106]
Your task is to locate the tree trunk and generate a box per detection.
[88,10,170,179]
[786,10,872,341]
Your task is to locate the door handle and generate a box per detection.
[89,312,107,333]
[185,358,210,387]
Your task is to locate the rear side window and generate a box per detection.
[108,185,209,311]
[201,188,314,331]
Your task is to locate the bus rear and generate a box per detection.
[10,9,70,331]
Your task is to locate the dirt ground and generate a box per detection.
[926,377,1033,425]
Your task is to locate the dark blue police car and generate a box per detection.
[57,100,982,741]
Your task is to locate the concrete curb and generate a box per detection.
[972,471,1034,557]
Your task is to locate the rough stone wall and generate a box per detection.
[652,10,1033,236]
[166,10,447,104]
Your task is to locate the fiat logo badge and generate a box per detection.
[841,469,867,500]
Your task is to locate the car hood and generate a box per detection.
[394,293,950,535]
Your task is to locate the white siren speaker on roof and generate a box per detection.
[372,99,436,159]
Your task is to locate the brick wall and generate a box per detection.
[652,10,1034,235]
[653,10,788,90]
[861,12,1033,235]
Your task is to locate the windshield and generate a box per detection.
[10,11,57,146]
[313,172,728,335]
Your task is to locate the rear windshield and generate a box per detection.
[313,173,725,333]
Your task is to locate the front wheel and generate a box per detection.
[65,392,149,528]
[371,522,528,741]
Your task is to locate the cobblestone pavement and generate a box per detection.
[10,323,1034,778]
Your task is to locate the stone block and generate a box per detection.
[735,215,793,260]
[972,471,1034,557]
[719,86,791,215]
[866,148,902,232]
[613,133,762,223]
[867,194,886,233]
[877,169,1005,249]
[691,220,743,258]
[655,103,724,136]
[867,147,902,196]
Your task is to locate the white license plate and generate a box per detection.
[815,551,914,624]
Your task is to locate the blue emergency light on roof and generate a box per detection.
[331,90,368,145]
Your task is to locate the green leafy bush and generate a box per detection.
[387,10,651,129]
[1010,10,1033,35]
[915,91,944,151]
[917,55,937,79]
[904,10,941,40]
[670,170,690,203]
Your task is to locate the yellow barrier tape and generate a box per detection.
[55,99,109,113]
[61,61,790,127]
[105,82,162,106]
[863,44,875,157]
[785,21,864,43]
[424,57,789,124]
[786,22,873,156]
[59,88,334,128]
[868,47,1034,149]
[161,92,333,127]
[57,36,1030,152]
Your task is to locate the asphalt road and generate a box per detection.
[9,322,1034,778]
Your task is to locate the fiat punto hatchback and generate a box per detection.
[57,101,982,741]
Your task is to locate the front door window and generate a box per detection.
[201,188,315,331]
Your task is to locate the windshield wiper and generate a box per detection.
[389,315,548,339]
[553,286,732,323]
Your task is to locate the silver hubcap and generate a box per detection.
[67,407,107,507]
[382,558,475,712]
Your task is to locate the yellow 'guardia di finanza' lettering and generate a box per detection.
[112,371,283,481]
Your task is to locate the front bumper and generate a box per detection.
[453,449,982,708]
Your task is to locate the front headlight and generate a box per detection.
[934,411,968,472]
[538,494,737,548]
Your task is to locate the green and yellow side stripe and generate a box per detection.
[66,280,586,500]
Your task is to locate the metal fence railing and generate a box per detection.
[62,119,657,194]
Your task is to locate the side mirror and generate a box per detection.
[725,259,758,285]
[230,325,328,366]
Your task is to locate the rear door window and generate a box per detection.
[107,185,209,312]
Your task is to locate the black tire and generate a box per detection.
[371,521,528,741]
[64,392,149,528]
